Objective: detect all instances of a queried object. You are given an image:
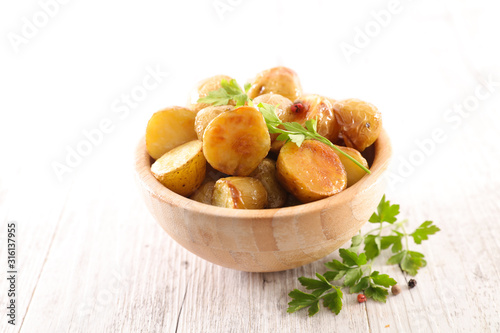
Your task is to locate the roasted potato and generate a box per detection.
[276,140,347,203]
[189,180,216,204]
[247,67,302,101]
[293,94,341,143]
[253,93,293,148]
[332,99,382,152]
[268,94,340,153]
[146,107,197,160]
[203,106,271,176]
[194,105,234,140]
[187,75,235,112]
[333,145,369,188]
[212,177,267,209]
[250,158,287,208]
[151,140,206,196]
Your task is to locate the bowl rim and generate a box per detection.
[135,128,391,219]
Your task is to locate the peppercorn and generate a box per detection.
[291,103,304,114]
[408,279,417,289]
[357,294,367,303]
[391,285,401,295]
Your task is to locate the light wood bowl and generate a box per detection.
[135,129,391,272]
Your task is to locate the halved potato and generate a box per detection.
[333,145,369,188]
[146,107,197,160]
[247,67,302,101]
[250,158,287,208]
[151,140,206,196]
[203,106,271,176]
[332,99,382,152]
[187,75,234,112]
[189,180,216,204]
[194,105,234,140]
[212,177,267,209]
[276,140,347,203]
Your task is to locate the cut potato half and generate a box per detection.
[333,145,369,188]
[146,107,197,160]
[212,177,267,209]
[203,106,271,176]
[276,140,347,203]
[151,140,206,197]
[250,158,287,208]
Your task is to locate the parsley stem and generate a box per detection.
[401,224,410,250]
[314,137,371,175]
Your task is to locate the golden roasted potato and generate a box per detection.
[332,99,382,152]
[269,94,340,153]
[203,106,271,176]
[253,93,293,147]
[295,95,341,142]
[187,75,235,112]
[146,107,197,160]
[212,177,267,209]
[333,145,369,188]
[250,158,287,208]
[194,105,234,140]
[151,140,206,197]
[247,67,302,101]
[276,140,347,203]
[189,180,216,204]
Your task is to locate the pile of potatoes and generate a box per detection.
[146,67,381,209]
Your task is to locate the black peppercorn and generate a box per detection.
[408,279,417,289]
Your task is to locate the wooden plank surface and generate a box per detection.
[2,0,500,332]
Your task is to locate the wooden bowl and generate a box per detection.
[135,129,391,272]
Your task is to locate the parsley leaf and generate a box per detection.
[323,288,343,315]
[369,195,400,224]
[287,290,320,314]
[411,221,440,244]
[198,79,249,107]
[388,250,427,276]
[364,235,381,260]
[339,249,367,266]
[380,235,403,253]
[365,286,389,303]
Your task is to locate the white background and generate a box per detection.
[1,0,499,192]
[1,0,500,332]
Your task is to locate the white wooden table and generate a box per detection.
[1,0,500,332]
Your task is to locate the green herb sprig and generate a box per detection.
[287,195,440,317]
[197,79,370,174]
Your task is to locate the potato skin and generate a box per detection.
[333,145,369,188]
[270,94,340,153]
[276,140,347,203]
[146,106,197,160]
[194,105,234,140]
[332,99,382,152]
[247,67,302,101]
[250,158,287,208]
[212,177,268,209]
[293,94,341,143]
[187,75,235,112]
[151,140,206,197]
[189,180,216,204]
[203,106,271,176]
